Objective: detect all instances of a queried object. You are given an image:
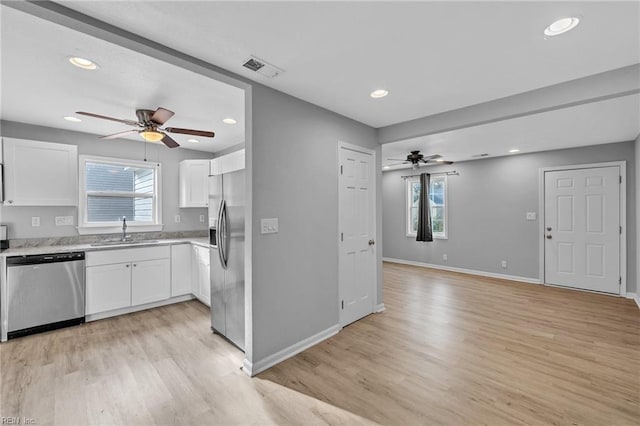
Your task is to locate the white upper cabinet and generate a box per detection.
[179,159,210,208]
[2,138,78,206]
[210,149,245,176]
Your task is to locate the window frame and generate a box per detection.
[405,175,448,239]
[78,155,163,235]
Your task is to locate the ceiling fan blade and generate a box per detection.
[387,158,408,162]
[76,111,139,126]
[165,127,215,138]
[151,107,175,125]
[386,162,409,167]
[424,160,454,165]
[161,133,180,148]
[423,154,442,160]
[100,129,140,140]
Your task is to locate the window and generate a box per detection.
[406,175,447,239]
[78,155,162,234]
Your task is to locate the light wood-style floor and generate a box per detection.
[1,263,639,425]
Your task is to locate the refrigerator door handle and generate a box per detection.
[216,199,227,269]
[221,201,229,269]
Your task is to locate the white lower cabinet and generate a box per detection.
[86,262,132,315]
[171,244,193,297]
[192,245,211,306]
[131,259,171,306]
[85,246,170,317]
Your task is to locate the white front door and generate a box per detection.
[544,166,620,294]
[339,143,376,327]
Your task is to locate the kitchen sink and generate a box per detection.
[90,240,159,247]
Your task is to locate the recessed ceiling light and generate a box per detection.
[222,118,237,125]
[436,158,445,162]
[370,89,389,99]
[544,17,580,36]
[68,56,98,70]
[187,139,199,143]
[383,166,390,170]
[509,149,520,153]
[63,116,82,122]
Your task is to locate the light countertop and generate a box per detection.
[0,237,210,257]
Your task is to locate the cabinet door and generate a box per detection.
[86,263,131,315]
[171,244,193,297]
[131,258,171,306]
[192,245,210,306]
[219,149,245,175]
[179,160,209,207]
[3,138,78,206]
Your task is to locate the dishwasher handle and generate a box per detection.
[7,252,85,266]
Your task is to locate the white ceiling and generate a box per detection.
[0,6,245,153]
[61,1,640,128]
[382,93,640,170]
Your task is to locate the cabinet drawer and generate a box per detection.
[86,245,170,266]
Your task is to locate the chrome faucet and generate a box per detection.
[121,216,128,242]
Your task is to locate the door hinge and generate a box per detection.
[620,226,622,234]
[619,276,622,285]
[340,165,343,175]
[341,300,344,310]
[619,175,622,184]
[341,232,343,242]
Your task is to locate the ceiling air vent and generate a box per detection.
[471,153,489,158]
[242,55,284,78]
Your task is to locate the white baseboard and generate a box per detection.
[85,294,195,322]
[242,323,341,377]
[374,303,386,313]
[383,257,541,285]
[626,292,640,309]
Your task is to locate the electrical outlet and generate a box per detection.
[443,254,448,261]
[501,260,508,269]
[526,212,537,221]
[199,215,205,223]
[174,215,181,223]
[261,218,278,234]
[31,217,40,227]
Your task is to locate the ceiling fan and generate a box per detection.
[76,107,215,148]
[387,150,453,170]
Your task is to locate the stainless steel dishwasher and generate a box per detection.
[6,252,85,339]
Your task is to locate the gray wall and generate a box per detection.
[0,120,213,239]
[250,84,379,361]
[382,141,636,293]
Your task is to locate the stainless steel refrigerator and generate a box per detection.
[208,168,245,350]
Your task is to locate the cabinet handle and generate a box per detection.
[133,264,137,267]
[7,200,13,204]
[126,264,130,268]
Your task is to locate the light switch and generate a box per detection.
[199,215,205,223]
[55,216,73,226]
[175,215,181,223]
[31,217,40,227]
[526,212,537,221]
[261,218,278,234]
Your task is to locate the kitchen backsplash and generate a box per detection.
[8,230,207,248]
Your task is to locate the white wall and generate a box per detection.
[0,120,213,239]
[636,133,640,296]
[382,141,636,292]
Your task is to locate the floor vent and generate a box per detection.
[242,56,284,78]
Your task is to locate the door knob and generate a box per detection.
[368,239,375,246]
[546,235,552,239]
[546,227,552,231]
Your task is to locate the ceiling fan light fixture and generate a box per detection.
[140,130,164,142]
[412,163,419,170]
[68,56,98,70]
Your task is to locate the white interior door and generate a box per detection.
[544,166,620,294]
[339,144,376,327]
